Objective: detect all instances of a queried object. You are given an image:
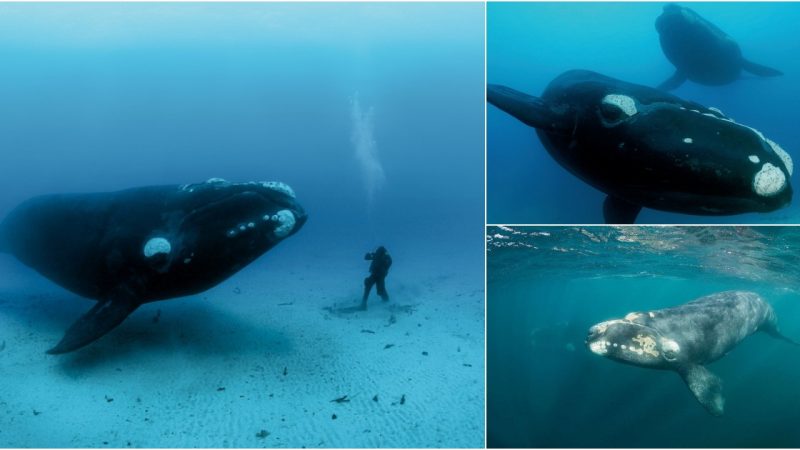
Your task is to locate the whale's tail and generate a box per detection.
[487,84,570,134]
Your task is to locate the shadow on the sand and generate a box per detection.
[0,289,293,374]
[323,298,420,318]
[324,304,364,315]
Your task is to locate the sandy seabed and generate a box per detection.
[0,242,484,448]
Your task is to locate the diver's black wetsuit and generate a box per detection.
[362,246,392,309]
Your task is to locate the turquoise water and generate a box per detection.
[488,2,800,224]
[488,226,800,447]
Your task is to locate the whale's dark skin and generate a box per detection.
[0,178,307,354]
[488,70,793,223]
[585,291,799,416]
[656,3,783,90]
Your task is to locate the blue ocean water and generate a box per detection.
[0,3,484,447]
[487,226,800,447]
[487,2,800,224]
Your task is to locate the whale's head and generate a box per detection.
[655,3,698,35]
[139,178,307,290]
[538,70,793,216]
[585,313,681,368]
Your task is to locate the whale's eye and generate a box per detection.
[599,94,637,126]
[600,102,625,123]
[660,338,680,362]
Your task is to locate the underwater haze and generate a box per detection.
[487,226,800,447]
[488,2,800,224]
[0,3,484,447]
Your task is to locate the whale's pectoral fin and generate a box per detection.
[657,71,687,91]
[762,325,800,346]
[487,84,570,134]
[741,59,783,77]
[677,364,725,416]
[47,289,141,355]
[603,195,642,224]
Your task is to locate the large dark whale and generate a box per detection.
[585,291,798,416]
[656,3,783,90]
[488,70,793,223]
[0,178,307,354]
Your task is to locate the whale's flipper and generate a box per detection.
[678,364,724,416]
[657,71,687,91]
[762,324,800,346]
[741,59,783,77]
[487,84,570,134]
[47,289,141,354]
[603,195,642,224]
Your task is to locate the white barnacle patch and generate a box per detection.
[273,209,296,238]
[143,237,171,258]
[206,177,228,184]
[624,312,642,321]
[227,229,237,237]
[602,94,637,117]
[247,222,255,229]
[261,181,296,199]
[589,340,610,355]
[620,345,627,350]
[239,225,246,231]
[632,334,659,357]
[766,138,793,176]
[648,312,655,318]
[183,258,192,264]
[745,125,766,142]
[262,214,271,221]
[708,106,724,115]
[749,155,760,164]
[683,137,693,144]
[753,163,787,197]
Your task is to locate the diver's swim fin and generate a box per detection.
[741,59,783,77]
[603,195,642,224]
[487,84,570,134]
[47,289,141,354]
[678,364,725,417]
[657,71,687,91]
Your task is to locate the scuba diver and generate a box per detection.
[362,246,392,310]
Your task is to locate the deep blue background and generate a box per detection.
[0,2,485,261]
